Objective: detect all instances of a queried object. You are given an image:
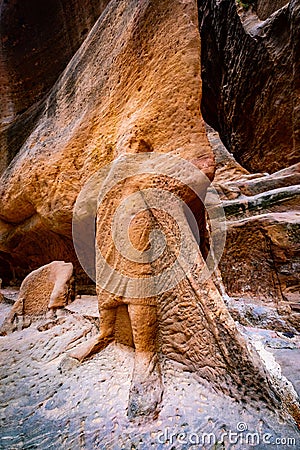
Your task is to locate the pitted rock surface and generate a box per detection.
[0,300,299,449]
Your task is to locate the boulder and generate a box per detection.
[0,261,74,334]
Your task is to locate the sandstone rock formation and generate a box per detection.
[208,128,300,324]
[0,0,214,285]
[255,0,289,20]
[0,0,299,427]
[0,0,112,173]
[0,261,74,335]
[198,0,300,173]
[220,211,300,303]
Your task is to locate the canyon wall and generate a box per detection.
[0,0,212,283]
[1,0,299,291]
[0,0,299,437]
[198,0,299,173]
[0,0,111,174]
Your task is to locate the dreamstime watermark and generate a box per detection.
[72,152,226,297]
[156,423,297,447]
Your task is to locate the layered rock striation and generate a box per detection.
[198,0,300,173]
[0,0,112,172]
[0,0,299,428]
[0,0,212,284]
[208,128,300,317]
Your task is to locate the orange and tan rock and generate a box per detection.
[207,130,300,317]
[0,261,74,335]
[0,0,112,174]
[256,0,289,20]
[0,0,212,284]
[0,0,299,425]
[220,211,300,303]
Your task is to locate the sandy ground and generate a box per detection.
[0,295,299,449]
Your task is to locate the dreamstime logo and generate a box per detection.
[156,423,297,447]
[72,152,226,298]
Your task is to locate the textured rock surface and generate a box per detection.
[0,298,299,449]
[0,0,212,284]
[0,0,299,440]
[0,261,74,335]
[220,212,300,303]
[208,129,300,311]
[207,125,250,184]
[256,0,289,20]
[68,145,300,423]
[19,0,290,420]
[0,0,112,172]
[226,297,299,333]
[198,0,300,173]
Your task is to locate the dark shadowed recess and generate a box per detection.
[198,0,299,173]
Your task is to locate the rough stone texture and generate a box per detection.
[0,0,212,284]
[207,126,250,184]
[220,212,300,304]
[0,286,18,306]
[0,0,299,435]
[0,298,299,449]
[0,261,74,335]
[13,0,288,420]
[208,129,300,311]
[256,0,290,20]
[198,0,300,173]
[0,0,112,172]
[226,296,300,333]
[68,146,299,423]
[67,146,300,421]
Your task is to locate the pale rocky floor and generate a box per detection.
[0,296,299,449]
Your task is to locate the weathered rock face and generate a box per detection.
[198,0,300,173]
[220,211,300,303]
[208,128,300,315]
[0,0,111,173]
[0,0,299,427]
[0,261,74,335]
[256,0,289,20]
[1,296,299,448]
[0,0,212,284]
